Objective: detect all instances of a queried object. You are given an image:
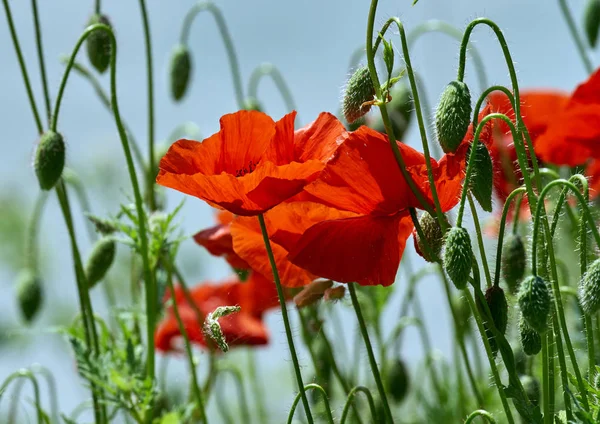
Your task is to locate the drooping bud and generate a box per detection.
[502,233,526,294]
[443,226,473,289]
[169,44,192,101]
[467,143,493,212]
[519,313,542,356]
[86,14,112,73]
[16,269,43,323]
[385,359,410,404]
[580,258,600,315]
[85,236,116,288]
[477,285,508,354]
[520,375,540,407]
[342,66,375,124]
[324,285,345,302]
[518,276,551,334]
[584,0,600,48]
[435,80,472,153]
[86,214,117,235]
[242,96,263,112]
[294,280,333,308]
[413,212,443,263]
[34,131,66,190]
[203,305,241,352]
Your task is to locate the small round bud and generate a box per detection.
[502,234,526,294]
[86,14,112,73]
[443,226,473,289]
[385,359,410,404]
[519,313,542,356]
[518,276,551,334]
[584,0,600,48]
[580,258,600,315]
[435,80,472,153]
[467,143,493,212]
[520,375,540,407]
[413,212,443,263]
[85,236,116,288]
[342,66,375,124]
[16,269,43,323]
[35,131,66,190]
[242,96,263,112]
[169,44,192,101]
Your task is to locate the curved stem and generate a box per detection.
[216,366,252,424]
[181,1,245,108]
[348,283,394,423]
[468,194,492,287]
[1,0,43,134]
[31,364,60,424]
[557,0,594,73]
[26,192,48,271]
[248,63,298,118]
[465,410,497,424]
[30,0,51,126]
[258,214,313,424]
[0,370,43,424]
[286,384,334,424]
[247,350,268,423]
[340,386,378,424]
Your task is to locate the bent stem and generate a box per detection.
[465,410,497,424]
[557,0,594,73]
[347,283,394,423]
[216,366,252,424]
[257,214,314,424]
[287,384,333,424]
[0,370,43,424]
[340,386,378,424]
[247,63,298,116]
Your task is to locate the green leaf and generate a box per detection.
[159,412,182,424]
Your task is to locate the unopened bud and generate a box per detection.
[443,226,473,289]
[518,276,551,334]
[413,212,443,263]
[86,14,112,74]
[169,44,192,101]
[467,143,493,212]
[294,280,334,308]
[203,305,241,352]
[520,375,540,407]
[385,359,410,404]
[435,80,472,153]
[502,234,526,294]
[580,258,600,315]
[342,66,375,124]
[324,285,345,302]
[35,131,65,190]
[85,236,116,288]
[584,0,600,47]
[16,269,43,323]
[477,285,508,355]
[519,313,542,356]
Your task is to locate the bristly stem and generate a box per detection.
[287,384,334,424]
[257,214,314,424]
[340,386,378,424]
[542,333,550,424]
[1,0,43,134]
[30,0,52,127]
[181,1,245,108]
[347,283,395,423]
[467,194,492,287]
[557,0,594,73]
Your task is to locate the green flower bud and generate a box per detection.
[443,226,473,289]
[169,44,192,101]
[35,131,66,190]
[385,359,410,404]
[342,66,375,124]
[518,276,551,334]
[502,233,526,294]
[435,80,472,153]
[16,269,43,323]
[520,375,540,407]
[452,295,472,337]
[203,305,241,352]
[242,96,263,112]
[580,258,600,315]
[584,0,600,48]
[467,143,493,212]
[86,14,112,73]
[519,313,542,356]
[85,236,116,288]
[413,212,443,262]
[514,349,527,375]
[476,285,508,355]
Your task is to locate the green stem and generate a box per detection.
[181,1,245,108]
[0,370,43,424]
[465,410,496,424]
[286,384,333,424]
[257,214,313,424]
[26,192,48,271]
[216,366,252,424]
[340,386,378,424]
[1,0,43,134]
[247,63,298,118]
[542,333,550,424]
[95,0,101,14]
[31,364,60,424]
[247,350,268,423]
[30,0,51,126]
[557,0,594,73]
[347,283,394,423]
[468,194,492,287]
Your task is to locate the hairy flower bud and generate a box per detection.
[467,143,493,212]
[435,80,472,153]
[203,305,241,352]
[85,236,116,288]
[385,359,410,404]
[502,233,526,294]
[518,276,551,334]
[35,131,66,190]
[520,375,540,407]
[342,66,375,124]
[413,212,443,263]
[475,285,508,355]
[519,313,542,356]
[16,269,43,323]
[443,226,473,289]
[169,44,192,101]
[580,258,600,315]
[86,14,112,73]
[584,0,600,47]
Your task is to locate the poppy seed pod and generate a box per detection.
[85,236,116,288]
[385,359,410,403]
[342,66,375,124]
[580,258,600,315]
[414,212,443,262]
[467,143,493,212]
[519,313,542,356]
[34,130,65,190]
[520,375,541,407]
[584,0,600,48]
[443,226,473,289]
[86,14,112,73]
[16,269,43,323]
[435,80,472,153]
[518,275,551,334]
[169,44,192,101]
[502,233,526,294]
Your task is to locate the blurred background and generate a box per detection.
[0,0,592,422]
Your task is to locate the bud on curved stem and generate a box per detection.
[435,80,471,153]
[343,66,376,124]
[443,226,473,290]
[85,13,112,73]
[34,131,65,191]
[169,44,192,101]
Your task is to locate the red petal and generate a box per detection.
[193,223,249,270]
[293,112,348,162]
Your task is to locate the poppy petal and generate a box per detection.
[293,112,348,162]
[193,224,249,270]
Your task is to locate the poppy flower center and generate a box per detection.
[235,160,259,177]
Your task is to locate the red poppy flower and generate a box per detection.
[157,110,348,216]
[155,272,278,352]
